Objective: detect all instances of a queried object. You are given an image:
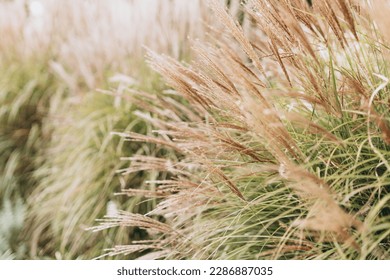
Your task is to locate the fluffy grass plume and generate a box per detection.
[93,0,390,259]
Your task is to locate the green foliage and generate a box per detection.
[28,90,157,259]
[0,198,26,260]
[0,51,65,258]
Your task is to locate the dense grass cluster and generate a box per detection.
[92,0,390,260]
[1,0,389,260]
[0,0,207,259]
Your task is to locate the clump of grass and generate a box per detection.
[28,90,151,259]
[93,0,390,259]
[0,197,25,259]
[0,24,66,258]
[10,0,210,259]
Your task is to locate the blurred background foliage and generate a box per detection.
[0,0,210,259]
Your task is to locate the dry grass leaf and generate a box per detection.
[90,211,173,234]
[210,0,265,76]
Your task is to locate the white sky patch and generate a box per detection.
[318,47,329,60]
[287,101,296,112]
[106,200,119,217]
[29,0,45,17]
[302,100,314,111]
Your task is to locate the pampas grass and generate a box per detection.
[93,0,390,260]
[2,0,388,260]
[1,0,209,259]
[25,0,209,259]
